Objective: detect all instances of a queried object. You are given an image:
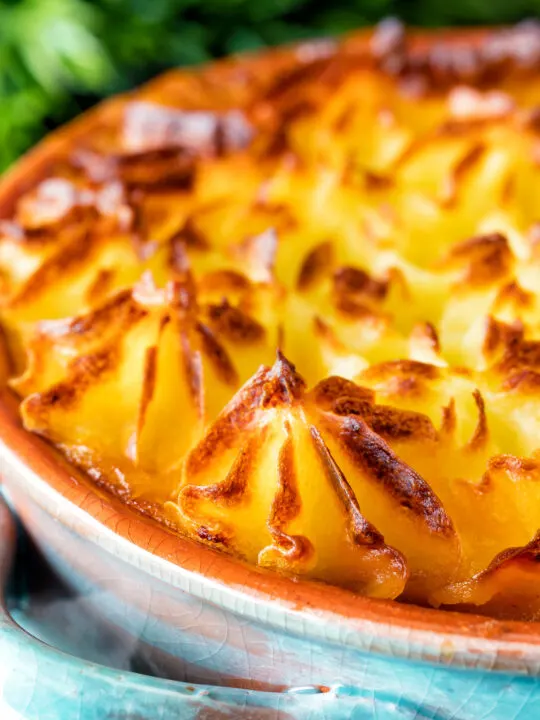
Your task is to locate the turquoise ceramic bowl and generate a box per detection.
[1,398,540,720]
[0,495,364,720]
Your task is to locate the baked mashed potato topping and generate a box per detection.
[3,20,540,619]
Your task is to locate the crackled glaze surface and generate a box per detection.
[3,455,540,719]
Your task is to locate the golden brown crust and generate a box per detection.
[3,21,540,619]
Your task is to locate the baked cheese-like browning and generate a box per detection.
[3,19,540,618]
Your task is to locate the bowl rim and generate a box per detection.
[2,24,540,675]
[0,493,364,707]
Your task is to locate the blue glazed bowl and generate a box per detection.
[2,489,540,720]
[1,377,540,719]
[2,29,540,719]
[0,495,376,720]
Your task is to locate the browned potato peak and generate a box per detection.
[3,20,540,618]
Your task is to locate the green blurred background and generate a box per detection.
[1,0,539,171]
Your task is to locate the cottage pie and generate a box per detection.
[2,20,540,619]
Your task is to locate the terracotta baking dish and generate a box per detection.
[2,22,540,719]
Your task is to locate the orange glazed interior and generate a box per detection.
[2,20,540,620]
